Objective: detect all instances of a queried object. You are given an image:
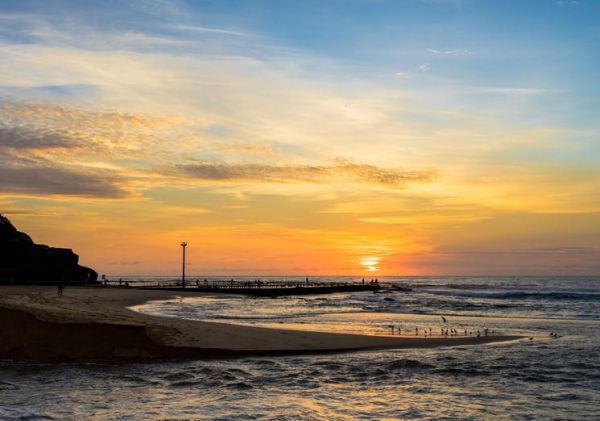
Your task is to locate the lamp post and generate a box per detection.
[180,241,187,288]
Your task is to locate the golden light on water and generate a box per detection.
[360,256,380,272]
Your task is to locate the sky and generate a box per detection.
[1,0,599,276]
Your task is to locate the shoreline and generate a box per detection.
[0,286,523,362]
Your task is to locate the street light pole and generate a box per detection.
[180,241,187,288]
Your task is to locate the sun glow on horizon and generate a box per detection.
[360,256,380,272]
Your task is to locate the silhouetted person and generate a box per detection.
[57,283,63,297]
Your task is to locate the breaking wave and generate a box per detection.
[430,290,600,301]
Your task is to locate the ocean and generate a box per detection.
[1,276,599,420]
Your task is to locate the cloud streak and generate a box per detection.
[0,163,127,198]
[427,48,471,56]
[176,160,435,187]
[166,24,250,38]
[476,87,546,95]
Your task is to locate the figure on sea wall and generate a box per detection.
[0,214,98,284]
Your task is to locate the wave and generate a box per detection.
[386,359,434,370]
[429,290,600,301]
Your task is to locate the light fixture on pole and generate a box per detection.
[180,241,187,288]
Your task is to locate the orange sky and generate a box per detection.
[1,2,600,276]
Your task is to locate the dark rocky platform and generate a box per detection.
[0,214,97,284]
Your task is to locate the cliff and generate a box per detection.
[0,214,98,284]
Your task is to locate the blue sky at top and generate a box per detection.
[1,0,598,133]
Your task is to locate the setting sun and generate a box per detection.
[360,256,380,272]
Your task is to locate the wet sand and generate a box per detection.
[0,286,522,362]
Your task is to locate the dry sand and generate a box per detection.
[0,286,522,362]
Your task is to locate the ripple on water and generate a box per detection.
[2,276,600,420]
[386,358,434,370]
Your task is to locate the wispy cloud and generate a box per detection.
[1,99,437,196]
[176,160,435,187]
[418,63,430,72]
[475,87,547,95]
[555,0,578,6]
[132,0,188,18]
[426,48,471,56]
[417,0,466,6]
[165,24,250,38]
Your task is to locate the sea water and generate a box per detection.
[1,276,599,420]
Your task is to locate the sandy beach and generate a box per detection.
[0,286,522,362]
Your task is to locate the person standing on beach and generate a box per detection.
[57,283,63,297]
